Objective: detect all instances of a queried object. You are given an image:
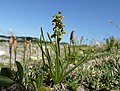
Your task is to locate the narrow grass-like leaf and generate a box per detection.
[47,32,57,51]
[37,36,46,65]
[37,73,43,91]
[39,28,54,80]
[61,53,89,81]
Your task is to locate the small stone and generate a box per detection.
[76,86,85,91]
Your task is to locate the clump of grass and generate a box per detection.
[105,36,115,51]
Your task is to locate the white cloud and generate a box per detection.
[8,27,14,35]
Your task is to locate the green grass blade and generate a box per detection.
[47,32,57,51]
[39,28,54,79]
[61,53,89,81]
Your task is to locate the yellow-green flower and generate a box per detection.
[51,12,66,42]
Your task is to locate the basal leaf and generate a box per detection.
[15,61,23,83]
[0,76,14,86]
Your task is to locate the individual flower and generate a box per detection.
[14,37,18,50]
[24,38,27,49]
[9,34,14,49]
[28,40,31,49]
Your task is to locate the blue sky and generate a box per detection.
[0,0,120,43]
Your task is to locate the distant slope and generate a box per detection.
[0,35,39,42]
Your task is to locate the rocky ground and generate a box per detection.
[0,41,65,66]
[0,41,41,66]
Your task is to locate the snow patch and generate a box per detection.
[0,50,5,56]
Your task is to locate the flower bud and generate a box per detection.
[24,38,27,49]
[61,16,64,19]
[28,40,31,49]
[58,18,61,21]
[52,22,56,25]
[14,37,18,50]
[9,34,14,49]
[62,30,66,34]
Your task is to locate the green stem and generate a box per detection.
[29,47,31,60]
[73,43,75,64]
[57,38,60,56]
[23,48,26,66]
[68,45,71,55]
[55,36,60,84]
[14,50,17,62]
[9,48,12,70]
